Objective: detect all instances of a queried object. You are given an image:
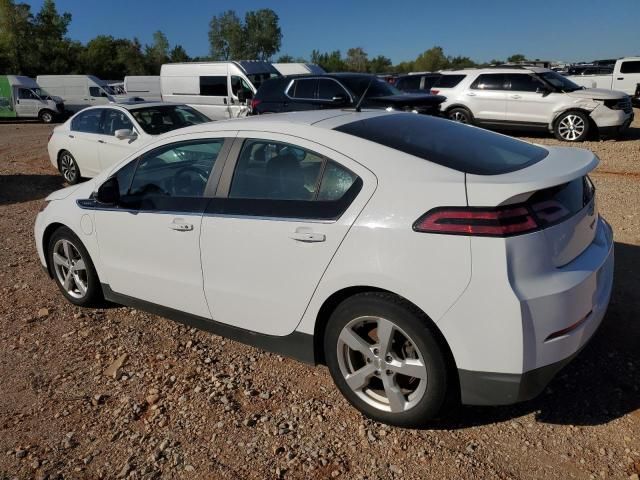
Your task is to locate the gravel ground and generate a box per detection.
[0,115,639,480]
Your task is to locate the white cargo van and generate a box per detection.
[0,75,64,123]
[160,61,281,119]
[36,75,131,113]
[124,76,161,101]
[566,57,640,96]
[272,63,325,76]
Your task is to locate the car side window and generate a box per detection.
[620,61,640,74]
[18,88,37,100]
[200,76,228,96]
[71,109,104,134]
[288,79,317,99]
[470,74,506,90]
[89,86,107,97]
[505,74,544,92]
[122,139,223,211]
[230,76,254,99]
[317,79,349,101]
[229,140,324,200]
[317,161,357,201]
[397,76,421,90]
[102,109,134,136]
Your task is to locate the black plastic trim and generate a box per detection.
[101,284,316,364]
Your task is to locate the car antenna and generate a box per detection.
[354,75,374,112]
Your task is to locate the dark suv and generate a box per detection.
[251,73,445,116]
[394,73,442,93]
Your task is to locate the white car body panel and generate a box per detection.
[124,76,162,101]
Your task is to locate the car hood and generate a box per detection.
[45,181,96,201]
[367,93,447,107]
[566,88,627,100]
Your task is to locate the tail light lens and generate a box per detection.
[250,98,262,111]
[430,89,440,94]
[413,206,538,237]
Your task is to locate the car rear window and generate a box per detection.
[334,113,548,175]
[432,74,465,88]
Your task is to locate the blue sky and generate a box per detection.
[25,0,640,63]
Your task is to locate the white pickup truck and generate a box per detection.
[567,57,640,97]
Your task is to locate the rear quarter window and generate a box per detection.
[620,61,640,74]
[334,113,548,175]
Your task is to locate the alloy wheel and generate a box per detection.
[337,316,428,413]
[557,114,586,141]
[52,239,88,299]
[450,111,469,123]
[60,153,77,183]
[41,111,53,123]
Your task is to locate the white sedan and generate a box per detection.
[34,110,614,426]
[47,102,211,184]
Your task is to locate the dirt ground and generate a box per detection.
[0,115,639,480]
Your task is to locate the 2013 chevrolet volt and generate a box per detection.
[34,110,614,426]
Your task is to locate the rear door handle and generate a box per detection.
[466,92,476,96]
[68,134,74,139]
[169,219,194,232]
[98,139,106,144]
[510,94,522,99]
[617,77,624,80]
[290,228,325,243]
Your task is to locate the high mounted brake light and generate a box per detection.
[413,206,539,237]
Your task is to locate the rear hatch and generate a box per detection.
[466,146,599,266]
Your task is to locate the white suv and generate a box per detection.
[432,67,634,141]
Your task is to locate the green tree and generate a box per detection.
[0,0,34,74]
[169,44,190,63]
[393,60,415,73]
[144,30,170,73]
[413,46,448,72]
[276,54,294,63]
[368,55,392,73]
[447,55,476,70]
[32,0,75,75]
[507,53,527,63]
[311,49,346,72]
[117,38,147,75]
[208,10,244,60]
[345,47,368,72]
[243,9,281,60]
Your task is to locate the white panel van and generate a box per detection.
[36,75,132,112]
[160,61,281,119]
[0,75,64,122]
[124,76,161,101]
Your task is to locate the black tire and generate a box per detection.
[47,226,102,307]
[324,292,449,427]
[447,107,473,124]
[39,109,54,124]
[58,150,81,185]
[553,110,590,142]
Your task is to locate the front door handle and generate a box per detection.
[98,139,106,144]
[510,94,522,99]
[68,134,74,139]
[290,227,325,243]
[169,219,194,232]
[617,77,624,80]
[466,92,476,96]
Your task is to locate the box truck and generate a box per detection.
[0,75,64,123]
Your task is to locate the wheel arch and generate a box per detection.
[445,104,473,114]
[312,286,459,390]
[41,222,67,278]
[552,108,595,127]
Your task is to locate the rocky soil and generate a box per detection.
[0,116,639,479]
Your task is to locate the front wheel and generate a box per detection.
[554,111,590,142]
[48,227,102,307]
[324,293,450,427]
[39,109,54,124]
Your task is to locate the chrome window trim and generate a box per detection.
[283,77,352,103]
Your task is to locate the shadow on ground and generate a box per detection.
[431,241,640,429]
[0,174,65,206]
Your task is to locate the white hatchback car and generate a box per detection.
[35,110,614,426]
[47,102,211,184]
[432,67,634,141]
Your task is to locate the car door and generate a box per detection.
[284,78,319,111]
[614,60,640,95]
[200,133,376,336]
[198,73,231,119]
[504,73,557,125]
[14,88,39,117]
[465,73,507,122]
[68,108,105,176]
[92,136,233,317]
[229,75,253,118]
[97,108,141,170]
[317,78,352,108]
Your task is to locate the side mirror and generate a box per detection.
[331,94,347,105]
[115,129,136,140]
[536,86,551,96]
[96,177,120,205]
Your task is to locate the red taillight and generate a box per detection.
[430,89,440,94]
[413,206,539,237]
[250,98,262,111]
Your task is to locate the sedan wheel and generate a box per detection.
[324,293,449,427]
[337,316,428,413]
[59,152,80,184]
[448,108,472,124]
[48,227,102,307]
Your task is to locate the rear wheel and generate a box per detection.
[324,293,449,427]
[47,227,102,307]
[58,150,81,185]
[39,109,54,124]
[554,110,590,142]
[447,107,473,124]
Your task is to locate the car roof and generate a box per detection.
[441,67,550,75]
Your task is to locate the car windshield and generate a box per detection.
[101,85,115,95]
[537,71,582,92]
[31,88,48,99]
[131,105,211,135]
[340,77,403,98]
